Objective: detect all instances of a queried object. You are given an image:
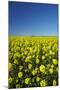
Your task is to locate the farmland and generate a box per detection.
[8,36,58,88]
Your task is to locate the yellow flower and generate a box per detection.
[32,69,37,75]
[28,64,32,69]
[39,65,45,73]
[42,56,45,60]
[8,63,12,69]
[36,77,40,82]
[16,84,20,88]
[51,64,54,68]
[49,68,53,74]
[19,65,23,70]
[9,77,13,83]
[53,80,57,86]
[40,80,47,87]
[53,59,58,65]
[36,58,39,64]
[14,59,18,64]
[25,78,30,85]
[18,72,23,78]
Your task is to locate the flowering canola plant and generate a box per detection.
[8,36,58,88]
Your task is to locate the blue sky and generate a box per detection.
[9,2,58,36]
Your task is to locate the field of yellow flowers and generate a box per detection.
[8,36,58,88]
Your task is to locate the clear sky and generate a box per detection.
[9,1,58,36]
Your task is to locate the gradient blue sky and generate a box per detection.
[9,2,58,36]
